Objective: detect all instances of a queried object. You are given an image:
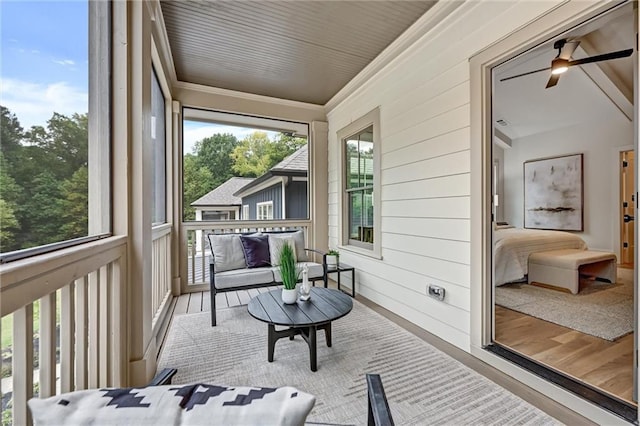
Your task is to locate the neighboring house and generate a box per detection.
[234,144,308,220]
[190,177,254,253]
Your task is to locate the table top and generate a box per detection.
[326,262,354,273]
[248,287,353,327]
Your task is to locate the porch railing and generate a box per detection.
[0,236,128,425]
[151,224,172,332]
[183,220,311,287]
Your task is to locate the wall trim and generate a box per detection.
[174,81,326,113]
[324,0,464,113]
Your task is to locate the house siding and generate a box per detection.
[243,183,283,219]
[285,180,308,219]
[327,0,568,351]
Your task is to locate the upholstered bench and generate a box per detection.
[528,249,617,294]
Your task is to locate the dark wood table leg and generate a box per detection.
[351,269,355,298]
[309,326,317,372]
[268,324,276,362]
[324,322,332,347]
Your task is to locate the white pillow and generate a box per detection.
[269,234,297,266]
[289,230,309,262]
[208,234,247,272]
[29,384,315,426]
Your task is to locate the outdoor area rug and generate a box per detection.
[495,268,633,341]
[158,299,559,425]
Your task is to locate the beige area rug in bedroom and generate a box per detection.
[158,300,559,425]
[495,268,633,341]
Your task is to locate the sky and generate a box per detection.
[1,1,89,130]
[0,1,278,148]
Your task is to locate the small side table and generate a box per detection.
[325,263,355,298]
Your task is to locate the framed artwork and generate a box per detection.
[524,153,583,231]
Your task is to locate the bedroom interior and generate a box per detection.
[490,2,635,408]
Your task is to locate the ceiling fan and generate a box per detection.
[500,39,633,88]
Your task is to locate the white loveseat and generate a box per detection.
[207,230,327,326]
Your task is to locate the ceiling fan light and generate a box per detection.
[551,58,569,75]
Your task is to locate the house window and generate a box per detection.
[338,108,381,254]
[151,68,167,225]
[257,201,274,220]
[242,204,249,219]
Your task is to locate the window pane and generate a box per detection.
[151,69,166,224]
[182,109,309,222]
[359,139,374,187]
[363,188,374,243]
[348,192,362,240]
[346,139,359,189]
[0,1,91,253]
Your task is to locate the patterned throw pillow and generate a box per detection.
[269,234,297,266]
[239,234,271,268]
[29,384,315,426]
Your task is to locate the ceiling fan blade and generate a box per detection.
[558,40,580,60]
[500,66,551,82]
[568,48,633,67]
[545,73,561,89]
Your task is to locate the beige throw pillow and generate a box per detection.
[269,234,297,266]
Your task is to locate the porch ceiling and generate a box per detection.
[159,0,436,105]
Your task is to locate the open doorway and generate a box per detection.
[490,2,636,412]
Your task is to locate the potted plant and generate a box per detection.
[326,249,339,268]
[279,242,300,304]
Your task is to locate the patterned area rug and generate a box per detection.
[158,300,559,425]
[495,268,633,341]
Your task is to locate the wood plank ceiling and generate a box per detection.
[160,0,436,104]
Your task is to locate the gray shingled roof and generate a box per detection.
[270,144,308,172]
[191,177,255,207]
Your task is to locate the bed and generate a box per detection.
[494,227,588,286]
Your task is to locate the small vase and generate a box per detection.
[326,255,338,268]
[282,288,297,304]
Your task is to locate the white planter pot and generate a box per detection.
[281,288,298,304]
[326,255,338,267]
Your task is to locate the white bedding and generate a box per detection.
[494,228,587,285]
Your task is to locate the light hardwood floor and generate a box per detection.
[495,305,634,404]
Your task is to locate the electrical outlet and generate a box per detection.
[428,284,445,301]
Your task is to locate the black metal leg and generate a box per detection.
[309,326,317,372]
[268,324,276,362]
[325,323,332,347]
[211,288,217,326]
[351,269,355,298]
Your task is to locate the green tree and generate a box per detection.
[183,154,214,220]
[231,131,306,178]
[193,133,239,188]
[59,166,88,240]
[19,171,64,247]
[0,106,24,169]
[0,199,19,251]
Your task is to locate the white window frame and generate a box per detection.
[242,204,249,220]
[337,107,381,258]
[257,201,274,220]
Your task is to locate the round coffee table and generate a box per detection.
[247,287,353,372]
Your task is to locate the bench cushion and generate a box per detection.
[272,262,324,283]
[215,267,274,289]
[529,249,616,268]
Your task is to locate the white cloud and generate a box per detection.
[53,59,75,66]
[0,78,87,129]
[183,124,277,154]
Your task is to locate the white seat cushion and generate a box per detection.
[214,268,274,289]
[271,262,324,283]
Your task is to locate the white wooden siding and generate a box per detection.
[327,0,565,350]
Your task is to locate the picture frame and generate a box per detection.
[523,153,583,231]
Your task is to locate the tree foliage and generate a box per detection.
[230,131,306,177]
[192,133,239,188]
[0,106,88,252]
[183,154,214,221]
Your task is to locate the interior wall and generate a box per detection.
[503,113,632,251]
[326,0,570,351]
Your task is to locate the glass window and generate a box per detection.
[257,201,273,220]
[242,204,249,220]
[344,126,375,246]
[151,68,166,225]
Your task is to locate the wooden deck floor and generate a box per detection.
[172,285,282,316]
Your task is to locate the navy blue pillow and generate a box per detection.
[239,234,271,268]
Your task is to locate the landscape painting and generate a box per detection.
[524,154,583,231]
